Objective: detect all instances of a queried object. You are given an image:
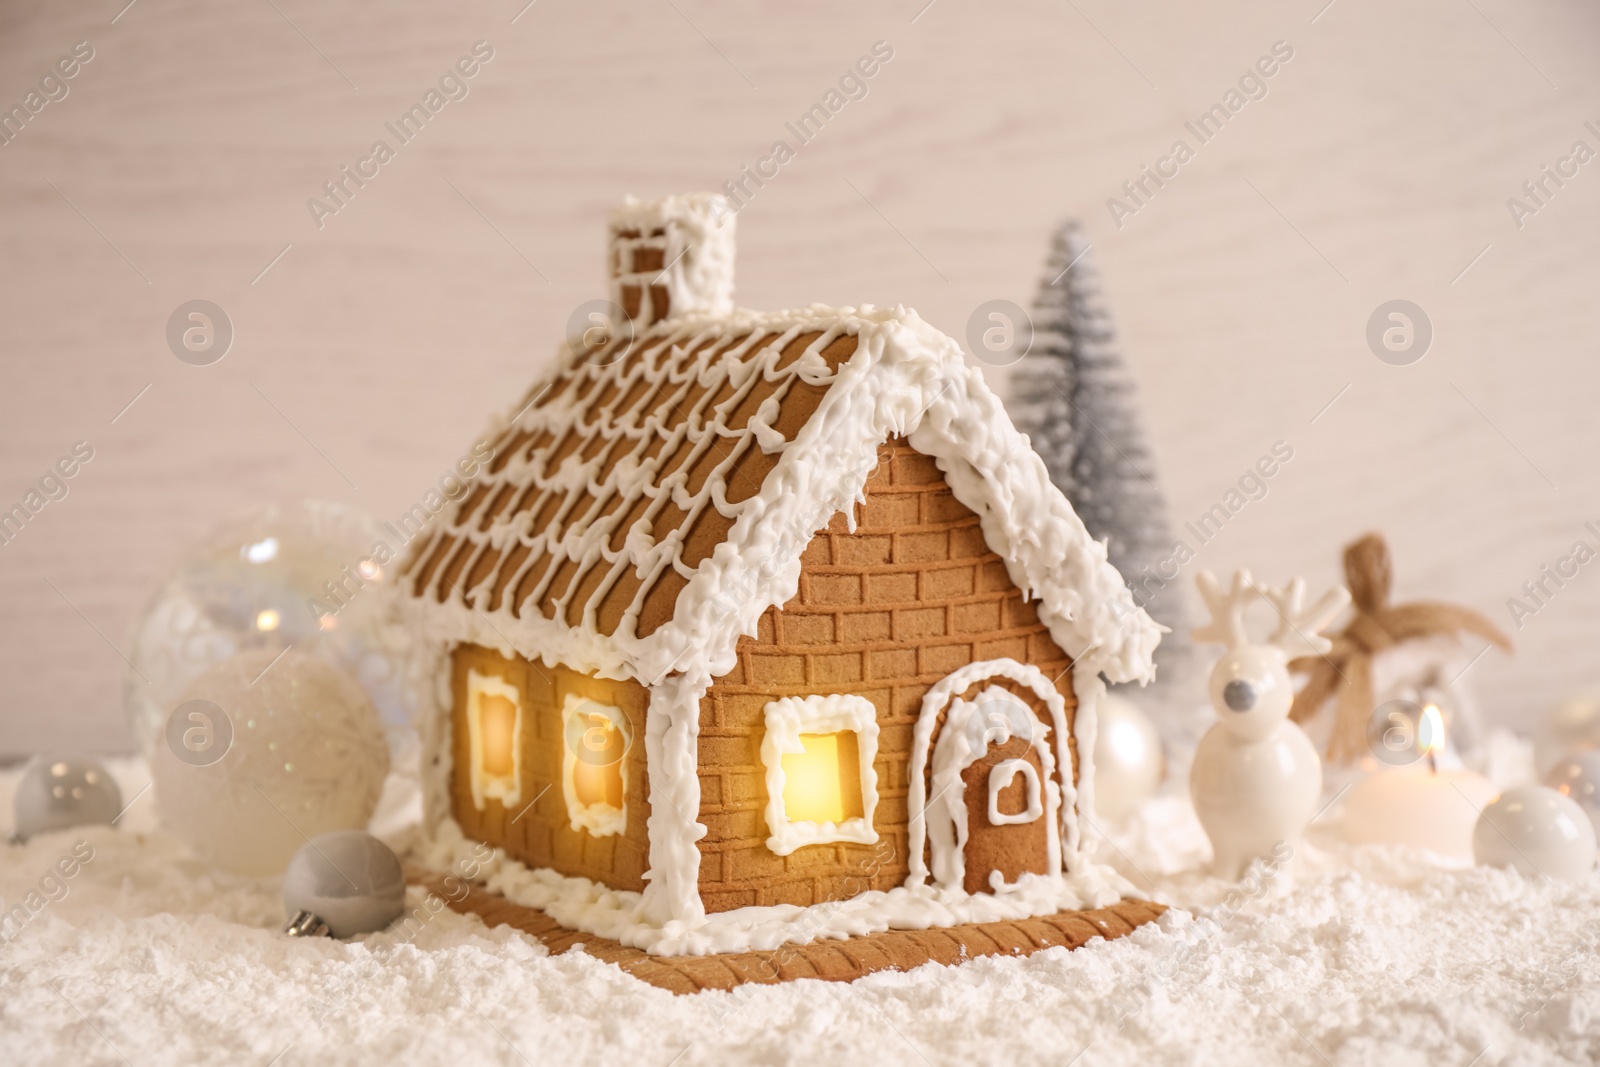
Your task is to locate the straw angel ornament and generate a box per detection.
[1191,569,1350,878]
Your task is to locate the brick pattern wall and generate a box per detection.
[450,644,652,891]
[695,437,1078,913]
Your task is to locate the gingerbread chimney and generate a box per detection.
[608,193,735,328]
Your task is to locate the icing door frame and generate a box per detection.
[904,659,1073,894]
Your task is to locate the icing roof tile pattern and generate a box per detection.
[402,321,860,643]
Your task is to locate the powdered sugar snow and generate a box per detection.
[2,745,1596,1067]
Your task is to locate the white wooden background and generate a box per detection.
[2,0,1597,756]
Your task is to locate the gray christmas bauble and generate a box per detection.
[282,830,405,938]
[13,755,123,841]
[1545,750,1600,838]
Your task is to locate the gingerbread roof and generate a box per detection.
[400,305,1160,690]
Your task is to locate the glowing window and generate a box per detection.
[781,733,864,824]
[466,669,523,812]
[761,694,879,855]
[561,694,632,836]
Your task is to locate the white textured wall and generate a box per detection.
[1,0,1596,755]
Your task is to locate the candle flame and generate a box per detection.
[1418,703,1445,759]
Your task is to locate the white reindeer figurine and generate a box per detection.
[1190,569,1350,879]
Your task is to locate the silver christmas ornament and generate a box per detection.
[1533,691,1600,776]
[1473,785,1597,882]
[12,755,123,841]
[1544,749,1600,838]
[282,830,406,938]
[124,500,415,764]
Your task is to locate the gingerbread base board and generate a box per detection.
[408,869,1165,994]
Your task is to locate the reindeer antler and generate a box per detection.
[1195,568,1351,656]
[1193,569,1258,649]
[1261,576,1351,659]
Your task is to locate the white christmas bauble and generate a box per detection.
[1093,693,1164,824]
[1544,750,1600,839]
[151,648,390,875]
[124,500,414,764]
[1473,785,1597,882]
[1533,691,1600,776]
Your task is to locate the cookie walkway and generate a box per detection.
[409,869,1165,994]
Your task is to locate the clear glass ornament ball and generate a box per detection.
[124,500,413,763]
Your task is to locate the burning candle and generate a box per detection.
[1339,704,1499,861]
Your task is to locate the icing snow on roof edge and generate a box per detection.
[411,302,1161,689]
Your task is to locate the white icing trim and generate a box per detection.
[415,818,1138,957]
[559,693,629,836]
[415,630,453,834]
[638,671,708,927]
[988,759,1043,826]
[908,659,1077,888]
[1069,669,1105,866]
[760,694,880,856]
[465,669,523,812]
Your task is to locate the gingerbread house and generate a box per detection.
[402,193,1161,957]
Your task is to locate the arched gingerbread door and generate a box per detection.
[958,715,1053,894]
[908,661,1072,896]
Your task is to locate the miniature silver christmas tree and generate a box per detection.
[1010,221,1196,724]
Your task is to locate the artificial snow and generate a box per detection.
[2,745,1597,1067]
